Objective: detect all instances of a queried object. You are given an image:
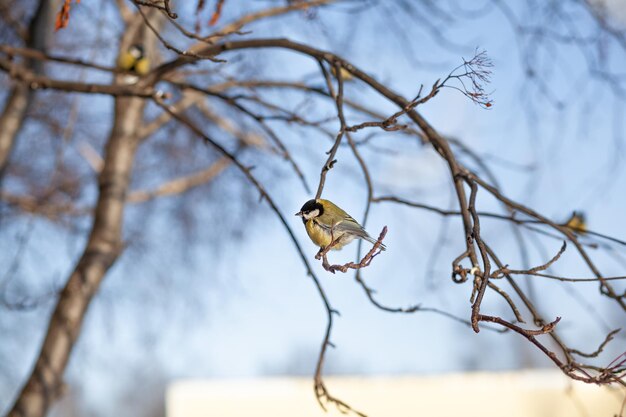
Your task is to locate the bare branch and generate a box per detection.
[317,227,387,274]
[127,158,231,203]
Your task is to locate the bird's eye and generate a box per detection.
[302,209,319,219]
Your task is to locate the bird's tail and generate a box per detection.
[363,235,386,251]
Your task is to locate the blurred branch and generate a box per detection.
[134,1,225,62]
[0,44,118,73]
[133,0,178,19]
[195,100,267,148]
[127,158,230,203]
[187,0,336,47]
[115,0,134,25]
[137,92,204,141]
[0,57,160,97]
[173,82,311,192]
[0,1,27,38]
[0,191,86,219]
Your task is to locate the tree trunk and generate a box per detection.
[0,85,30,179]
[7,95,146,417]
[0,0,60,181]
[7,5,164,413]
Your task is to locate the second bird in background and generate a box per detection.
[563,211,587,234]
[330,65,354,81]
[117,44,150,77]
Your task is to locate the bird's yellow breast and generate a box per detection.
[305,219,348,250]
[566,217,586,233]
[331,66,354,81]
[134,58,150,75]
[305,219,331,248]
[117,52,136,71]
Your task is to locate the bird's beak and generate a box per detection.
[295,211,303,217]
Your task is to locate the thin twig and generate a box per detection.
[320,227,387,274]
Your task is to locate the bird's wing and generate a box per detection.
[333,218,370,239]
[313,218,332,232]
[334,218,386,249]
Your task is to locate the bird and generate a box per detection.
[117,44,150,76]
[563,211,587,234]
[330,65,354,81]
[295,199,386,251]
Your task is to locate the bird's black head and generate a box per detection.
[295,199,324,222]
